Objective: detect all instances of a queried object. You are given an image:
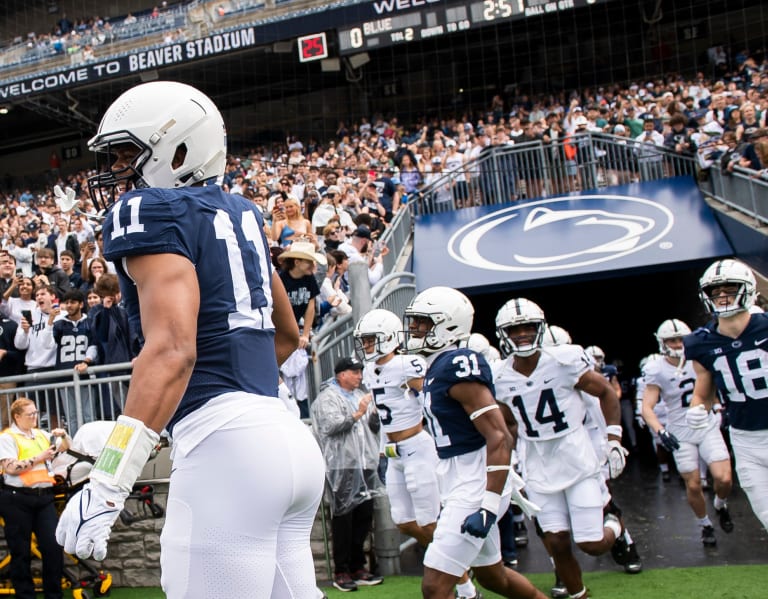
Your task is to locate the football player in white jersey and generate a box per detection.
[642,319,733,546]
[493,300,629,599]
[354,308,481,599]
[685,259,768,531]
[403,287,546,599]
[54,82,325,598]
[353,309,437,543]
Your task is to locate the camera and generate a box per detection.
[21,310,33,325]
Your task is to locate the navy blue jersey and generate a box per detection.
[684,313,768,431]
[102,186,279,432]
[422,347,494,459]
[52,316,95,369]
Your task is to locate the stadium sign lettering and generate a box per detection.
[0,27,257,100]
[372,0,441,16]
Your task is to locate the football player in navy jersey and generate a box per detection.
[403,287,546,599]
[493,300,628,599]
[55,82,325,599]
[685,258,768,531]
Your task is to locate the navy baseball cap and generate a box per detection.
[335,356,363,373]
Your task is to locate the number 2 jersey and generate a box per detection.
[640,357,712,440]
[493,344,602,493]
[684,312,768,432]
[362,354,426,434]
[102,186,279,433]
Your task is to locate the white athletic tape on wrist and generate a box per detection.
[470,404,499,421]
[486,464,512,472]
[90,415,160,494]
[606,424,622,437]
[480,490,502,516]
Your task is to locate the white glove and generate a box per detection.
[53,185,78,213]
[507,469,541,518]
[686,405,710,429]
[607,439,629,479]
[56,480,127,561]
[635,400,647,429]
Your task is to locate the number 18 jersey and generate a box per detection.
[103,186,279,433]
[684,313,768,432]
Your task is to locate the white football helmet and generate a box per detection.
[639,353,662,372]
[495,298,546,357]
[87,81,227,210]
[403,287,474,354]
[467,333,501,362]
[699,259,757,317]
[655,318,691,358]
[541,325,572,347]
[353,309,402,362]
[584,345,605,369]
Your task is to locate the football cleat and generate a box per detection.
[513,520,529,547]
[701,525,717,546]
[624,542,643,574]
[550,575,568,598]
[716,506,734,533]
[455,590,484,599]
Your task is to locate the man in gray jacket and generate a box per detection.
[311,356,384,592]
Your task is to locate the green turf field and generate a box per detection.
[90,565,768,598]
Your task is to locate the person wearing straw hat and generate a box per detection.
[277,240,326,418]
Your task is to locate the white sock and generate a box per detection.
[604,517,622,538]
[456,580,476,597]
[714,495,727,510]
[697,516,713,528]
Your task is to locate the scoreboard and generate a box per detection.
[337,0,604,55]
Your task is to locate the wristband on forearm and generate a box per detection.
[90,415,160,494]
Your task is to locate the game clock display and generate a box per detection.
[337,0,603,55]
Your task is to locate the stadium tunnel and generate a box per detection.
[410,177,768,379]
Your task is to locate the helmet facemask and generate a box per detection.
[497,320,544,357]
[700,282,753,317]
[88,130,152,211]
[403,313,442,354]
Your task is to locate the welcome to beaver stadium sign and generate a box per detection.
[0,27,257,101]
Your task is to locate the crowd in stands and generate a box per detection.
[1,63,768,386]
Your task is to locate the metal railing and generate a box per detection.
[704,164,768,226]
[413,133,699,215]
[0,363,132,433]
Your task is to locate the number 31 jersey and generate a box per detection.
[494,344,601,493]
[102,186,279,433]
[422,348,493,459]
[684,312,768,432]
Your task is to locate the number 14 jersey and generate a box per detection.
[494,345,602,493]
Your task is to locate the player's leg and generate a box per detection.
[395,432,440,546]
[527,488,586,596]
[272,414,326,598]
[699,428,734,533]
[422,503,488,599]
[161,398,323,599]
[568,476,620,556]
[729,430,768,531]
